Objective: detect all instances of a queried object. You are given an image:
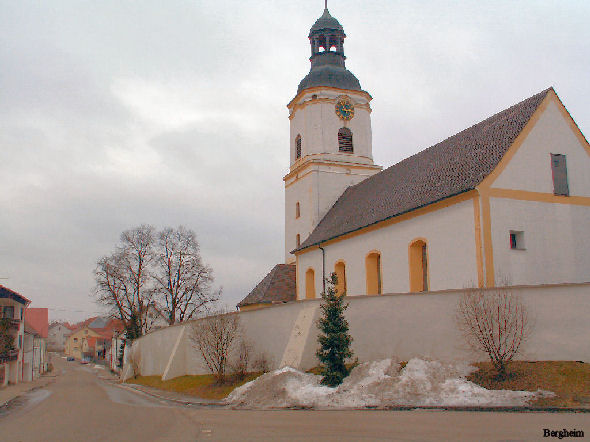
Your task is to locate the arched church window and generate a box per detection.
[338,127,353,153]
[334,261,346,296]
[295,202,300,218]
[409,239,429,292]
[295,134,302,159]
[305,268,316,299]
[296,234,301,247]
[366,251,382,295]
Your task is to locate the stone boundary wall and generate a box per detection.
[122,282,590,380]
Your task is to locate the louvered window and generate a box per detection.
[551,154,569,196]
[338,127,353,153]
[295,135,302,159]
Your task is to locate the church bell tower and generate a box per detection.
[284,7,382,263]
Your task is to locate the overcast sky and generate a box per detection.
[1,1,589,322]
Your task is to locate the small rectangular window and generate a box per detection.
[3,306,14,319]
[509,230,525,250]
[551,154,569,196]
[18,335,22,349]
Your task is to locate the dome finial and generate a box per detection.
[325,0,328,10]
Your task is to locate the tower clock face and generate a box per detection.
[335,95,355,121]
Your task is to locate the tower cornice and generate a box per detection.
[287,86,372,110]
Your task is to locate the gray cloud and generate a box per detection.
[0,0,588,321]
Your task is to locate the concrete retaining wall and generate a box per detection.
[122,282,590,380]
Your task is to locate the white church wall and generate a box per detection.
[295,198,479,298]
[493,98,590,197]
[490,198,590,285]
[125,282,590,380]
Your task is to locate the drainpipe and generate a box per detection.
[318,244,326,294]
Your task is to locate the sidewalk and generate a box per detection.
[117,381,223,407]
[0,374,55,407]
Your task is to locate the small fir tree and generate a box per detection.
[316,273,353,386]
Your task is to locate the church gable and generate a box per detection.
[485,90,590,198]
[296,88,551,253]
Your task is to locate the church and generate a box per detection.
[238,8,590,310]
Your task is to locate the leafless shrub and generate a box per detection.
[129,345,141,379]
[190,311,240,384]
[456,286,531,380]
[230,340,252,381]
[252,352,272,373]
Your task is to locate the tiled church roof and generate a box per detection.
[237,264,296,308]
[297,88,552,251]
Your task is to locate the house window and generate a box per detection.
[295,202,300,218]
[2,306,14,319]
[295,134,302,159]
[338,127,353,153]
[509,231,525,250]
[551,154,569,196]
[334,261,346,296]
[305,268,316,299]
[366,252,382,295]
[74,338,78,343]
[296,234,301,247]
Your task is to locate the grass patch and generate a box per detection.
[467,361,590,408]
[126,372,262,400]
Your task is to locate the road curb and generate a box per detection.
[115,383,590,413]
[113,381,224,407]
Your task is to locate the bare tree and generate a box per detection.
[153,226,219,325]
[190,311,240,384]
[95,225,155,337]
[456,286,531,380]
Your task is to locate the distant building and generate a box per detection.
[48,322,73,352]
[64,317,124,362]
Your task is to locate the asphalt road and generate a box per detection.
[1,356,588,441]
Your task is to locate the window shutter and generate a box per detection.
[551,154,569,196]
[295,135,302,159]
[338,128,353,153]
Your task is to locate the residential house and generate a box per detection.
[0,285,30,386]
[23,308,49,381]
[48,322,73,352]
[64,317,123,362]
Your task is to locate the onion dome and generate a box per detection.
[297,9,362,94]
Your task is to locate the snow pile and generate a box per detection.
[226,358,553,409]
